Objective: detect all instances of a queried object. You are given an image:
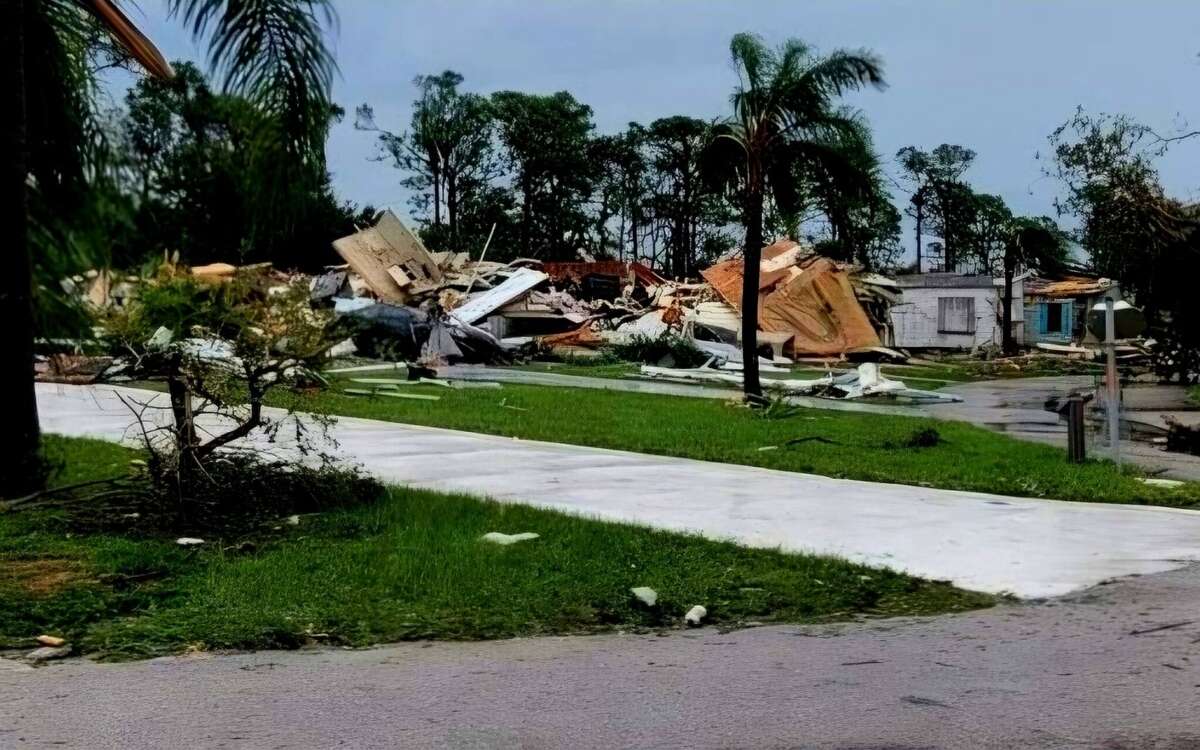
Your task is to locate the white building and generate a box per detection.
[889,273,1025,350]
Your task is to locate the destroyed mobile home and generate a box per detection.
[52,211,964,404]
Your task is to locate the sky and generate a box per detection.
[108,1,1200,260]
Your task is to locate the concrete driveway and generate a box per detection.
[35,383,1200,598]
[3,564,1199,749]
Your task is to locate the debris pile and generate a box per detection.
[58,212,917,401]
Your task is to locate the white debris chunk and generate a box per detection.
[630,586,658,606]
[480,532,540,545]
[285,515,301,526]
[175,537,205,546]
[36,635,65,647]
[26,645,72,662]
[684,605,707,626]
[1138,477,1185,489]
[146,325,174,349]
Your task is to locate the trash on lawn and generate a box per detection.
[175,537,205,546]
[1138,477,1185,489]
[26,645,72,662]
[630,586,658,606]
[284,515,301,526]
[480,531,540,545]
[35,635,66,647]
[684,605,707,626]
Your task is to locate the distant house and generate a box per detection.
[1024,275,1119,345]
[889,273,1026,349]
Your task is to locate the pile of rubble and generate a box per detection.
[315,213,905,368]
[52,212,914,400]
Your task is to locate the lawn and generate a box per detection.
[280,375,1200,507]
[0,435,993,660]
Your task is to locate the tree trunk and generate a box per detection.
[1,0,41,497]
[913,191,924,274]
[740,170,765,404]
[520,174,532,257]
[1002,246,1016,355]
[446,168,458,242]
[430,151,442,227]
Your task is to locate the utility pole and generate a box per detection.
[1104,294,1121,469]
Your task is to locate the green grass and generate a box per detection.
[0,435,992,660]
[283,376,1200,508]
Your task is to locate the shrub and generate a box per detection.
[610,333,709,368]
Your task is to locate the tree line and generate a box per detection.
[354,62,905,276]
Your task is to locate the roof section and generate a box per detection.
[1026,275,1115,299]
[892,273,996,289]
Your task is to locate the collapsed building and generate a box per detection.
[317,215,904,366]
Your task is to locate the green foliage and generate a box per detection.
[1048,108,1200,380]
[357,72,505,253]
[491,90,598,260]
[110,60,360,269]
[904,427,942,448]
[168,0,338,251]
[895,144,979,270]
[752,394,804,421]
[609,333,709,368]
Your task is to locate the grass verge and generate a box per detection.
[0,435,993,661]
[281,376,1200,507]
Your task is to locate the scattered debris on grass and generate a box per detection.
[26,645,72,662]
[684,605,707,626]
[631,586,658,607]
[480,532,540,545]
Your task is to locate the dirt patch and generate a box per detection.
[1,559,88,596]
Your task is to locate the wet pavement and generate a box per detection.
[936,376,1200,481]
[5,564,1200,749]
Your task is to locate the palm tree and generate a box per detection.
[2,0,336,495]
[702,33,884,402]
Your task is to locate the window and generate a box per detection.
[937,296,976,334]
[1044,302,1064,334]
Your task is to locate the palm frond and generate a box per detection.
[729,32,770,90]
[699,122,747,199]
[168,0,336,164]
[801,49,885,96]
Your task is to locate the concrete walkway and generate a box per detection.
[36,383,1200,598]
[4,564,1199,749]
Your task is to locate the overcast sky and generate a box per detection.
[110,1,1200,259]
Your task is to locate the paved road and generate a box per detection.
[938,377,1200,481]
[4,564,1199,749]
[35,383,1200,598]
